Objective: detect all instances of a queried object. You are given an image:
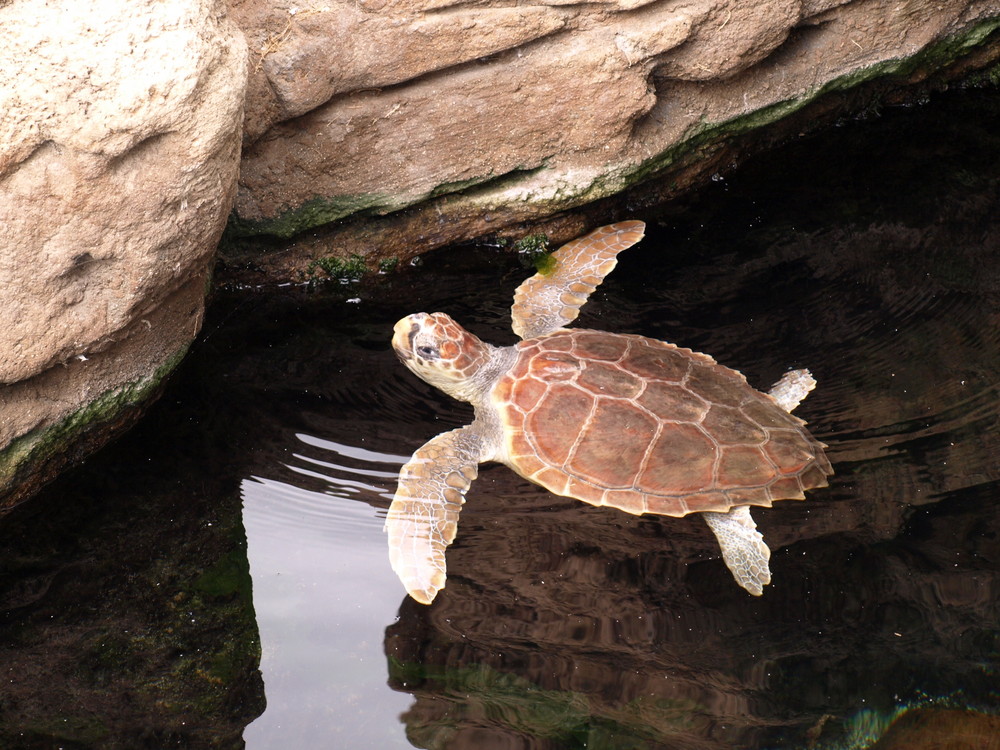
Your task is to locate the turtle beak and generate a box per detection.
[391,316,419,361]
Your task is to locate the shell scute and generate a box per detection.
[637,381,710,422]
[769,476,807,498]
[566,477,613,507]
[799,461,834,488]
[716,446,777,488]
[624,343,692,382]
[509,372,548,413]
[724,486,775,505]
[636,423,717,493]
[538,333,574,352]
[525,383,592,465]
[685,364,748,407]
[571,331,629,361]
[762,436,816,474]
[649,492,724,515]
[507,432,547,477]
[600,488,648,515]
[577,361,643,399]
[535,466,572,496]
[568,399,657,488]
[702,404,767,445]
[529,352,580,381]
[741,397,804,429]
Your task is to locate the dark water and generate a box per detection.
[2,87,1000,749]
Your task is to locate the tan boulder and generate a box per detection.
[226,0,1000,275]
[0,0,248,506]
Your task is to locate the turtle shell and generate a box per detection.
[492,329,832,517]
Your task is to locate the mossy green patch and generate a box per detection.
[513,233,555,272]
[496,232,555,271]
[227,174,508,240]
[136,522,261,718]
[962,58,1000,88]
[0,344,191,497]
[305,252,368,281]
[227,166,550,242]
[226,193,396,240]
[193,546,252,601]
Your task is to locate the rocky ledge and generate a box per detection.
[223,0,1000,279]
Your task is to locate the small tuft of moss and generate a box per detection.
[305,253,368,282]
[378,257,399,274]
[513,233,550,255]
[962,60,1000,88]
[192,548,251,600]
[512,233,555,273]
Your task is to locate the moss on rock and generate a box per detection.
[0,344,190,509]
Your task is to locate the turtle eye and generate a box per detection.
[416,345,439,360]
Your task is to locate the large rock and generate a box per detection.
[226,0,1000,278]
[0,0,248,507]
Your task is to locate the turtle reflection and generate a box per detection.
[383,477,1000,750]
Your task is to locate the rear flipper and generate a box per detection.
[768,369,816,413]
[702,506,772,596]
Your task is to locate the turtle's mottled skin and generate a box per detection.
[387,221,832,604]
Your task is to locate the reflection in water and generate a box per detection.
[382,480,1000,749]
[0,89,997,749]
[241,438,413,749]
[238,84,1000,747]
[235,91,1000,750]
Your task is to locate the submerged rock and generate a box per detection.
[0,0,248,507]
[870,708,1000,750]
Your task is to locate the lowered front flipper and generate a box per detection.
[385,426,483,604]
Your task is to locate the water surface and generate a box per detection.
[1,88,999,749]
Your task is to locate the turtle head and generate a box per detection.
[392,313,495,402]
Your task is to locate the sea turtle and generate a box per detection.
[386,221,832,604]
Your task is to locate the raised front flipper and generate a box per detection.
[385,426,483,604]
[511,221,646,340]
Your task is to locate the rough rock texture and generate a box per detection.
[0,0,248,507]
[226,0,1000,279]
